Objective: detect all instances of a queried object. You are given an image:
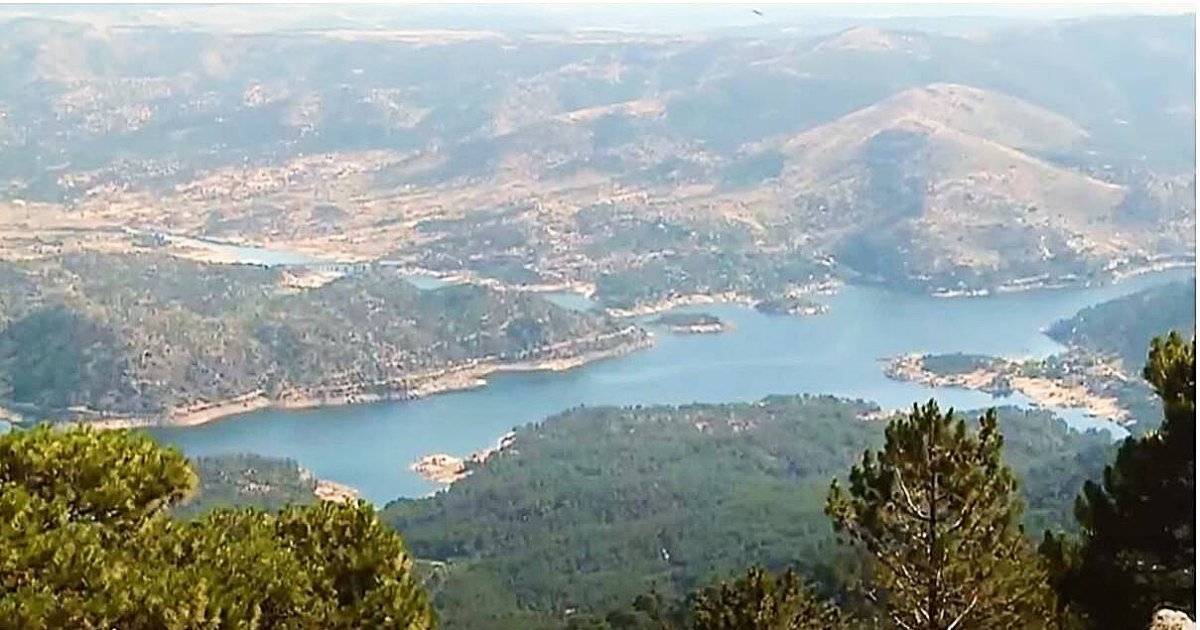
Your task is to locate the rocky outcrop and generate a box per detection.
[1151,609,1196,630]
[411,431,517,485]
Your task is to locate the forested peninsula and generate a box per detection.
[0,253,648,427]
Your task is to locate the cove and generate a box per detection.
[149,269,1194,503]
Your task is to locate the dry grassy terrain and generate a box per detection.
[0,12,1193,305]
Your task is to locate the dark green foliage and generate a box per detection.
[385,396,882,622]
[383,397,1110,627]
[1046,332,1195,629]
[556,568,858,630]
[919,352,999,376]
[172,453,319,519]
[0,425,197,528]
[999,416,1114,536]
[0,305,130,410]
[594,250,825,310]
[826,402,1057,630]
[426,564,569,630]
[688,567,852,630]
[648,312,724,329]
[0,253,641,419]
[1046,279,1196,368]
[0,426,434,629]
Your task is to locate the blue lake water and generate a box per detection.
[403,274,454,290]
[542,291,599,311]
[149,269,1194,503]
[164,234,327,267]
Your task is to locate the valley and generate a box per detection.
[382,396,1117,629]
[0,14,1194,310]
[0,7,1194,629]
[151,268,1192,501]
[0,9,1191,499]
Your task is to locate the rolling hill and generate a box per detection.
[0,11,1192,305]
[382,396,1115,629]
[746,82,1181,289]
[0,253,647,423]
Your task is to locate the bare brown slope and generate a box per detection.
[752,84,1187,286]
[780,83,1089,160]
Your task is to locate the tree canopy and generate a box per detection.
[686,567,852,630]
[826,402,1057,630]
[0,426,434,629]
[1045,331,1195,629]
[385,396,1110,628]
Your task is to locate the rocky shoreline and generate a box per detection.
[605,292,758,318]
[664,322,729,334]
[884,353,1132,423]
[929,259,1195,298]
[605,280,842,319]
[64,329,653,431]
[648,312,732,335]
[410,431,517,485]
[754,296,830,316]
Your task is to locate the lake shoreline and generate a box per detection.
[410,431,518,486]
[883,353,1133,425]
[68,333,654,431]
[151,268,1191,501]
[927,259,1196,298]
[605,280,843,319]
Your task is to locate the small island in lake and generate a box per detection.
[411,432,517,485]
[754,296,829,316]
[883,351,1138,423]
[647,312,731,334]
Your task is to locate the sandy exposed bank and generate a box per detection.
[605,292,757,318]
[68,333,652,431]
[884,354,1131,423]
[313,478,361,503]
[411,431,517,485]
[662,322,731,334]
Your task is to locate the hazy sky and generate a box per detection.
[1,3,1192,34]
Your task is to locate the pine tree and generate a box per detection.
[1046,332,1195,629]
[689,567,851,630]
[0,426,435,629]
[826,401,1056,630]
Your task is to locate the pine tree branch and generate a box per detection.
[895,470,931,521]
[945,594,979,630]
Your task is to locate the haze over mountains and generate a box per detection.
[0,7,1194,423]
[0,9,1193,295]
[0,9,1195,628]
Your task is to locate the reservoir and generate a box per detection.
[150,269,1193,503]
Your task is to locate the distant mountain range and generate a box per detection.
[0,13,1193,299]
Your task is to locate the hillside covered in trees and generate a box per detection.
[1047,277,1197,368]
[1,334,1191,629]
[0,253,645,423]
[887,278,1197,432]
[382,396,1115,629]
[172,453,321,520]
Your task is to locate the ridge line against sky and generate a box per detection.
[0,2,1192,36]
